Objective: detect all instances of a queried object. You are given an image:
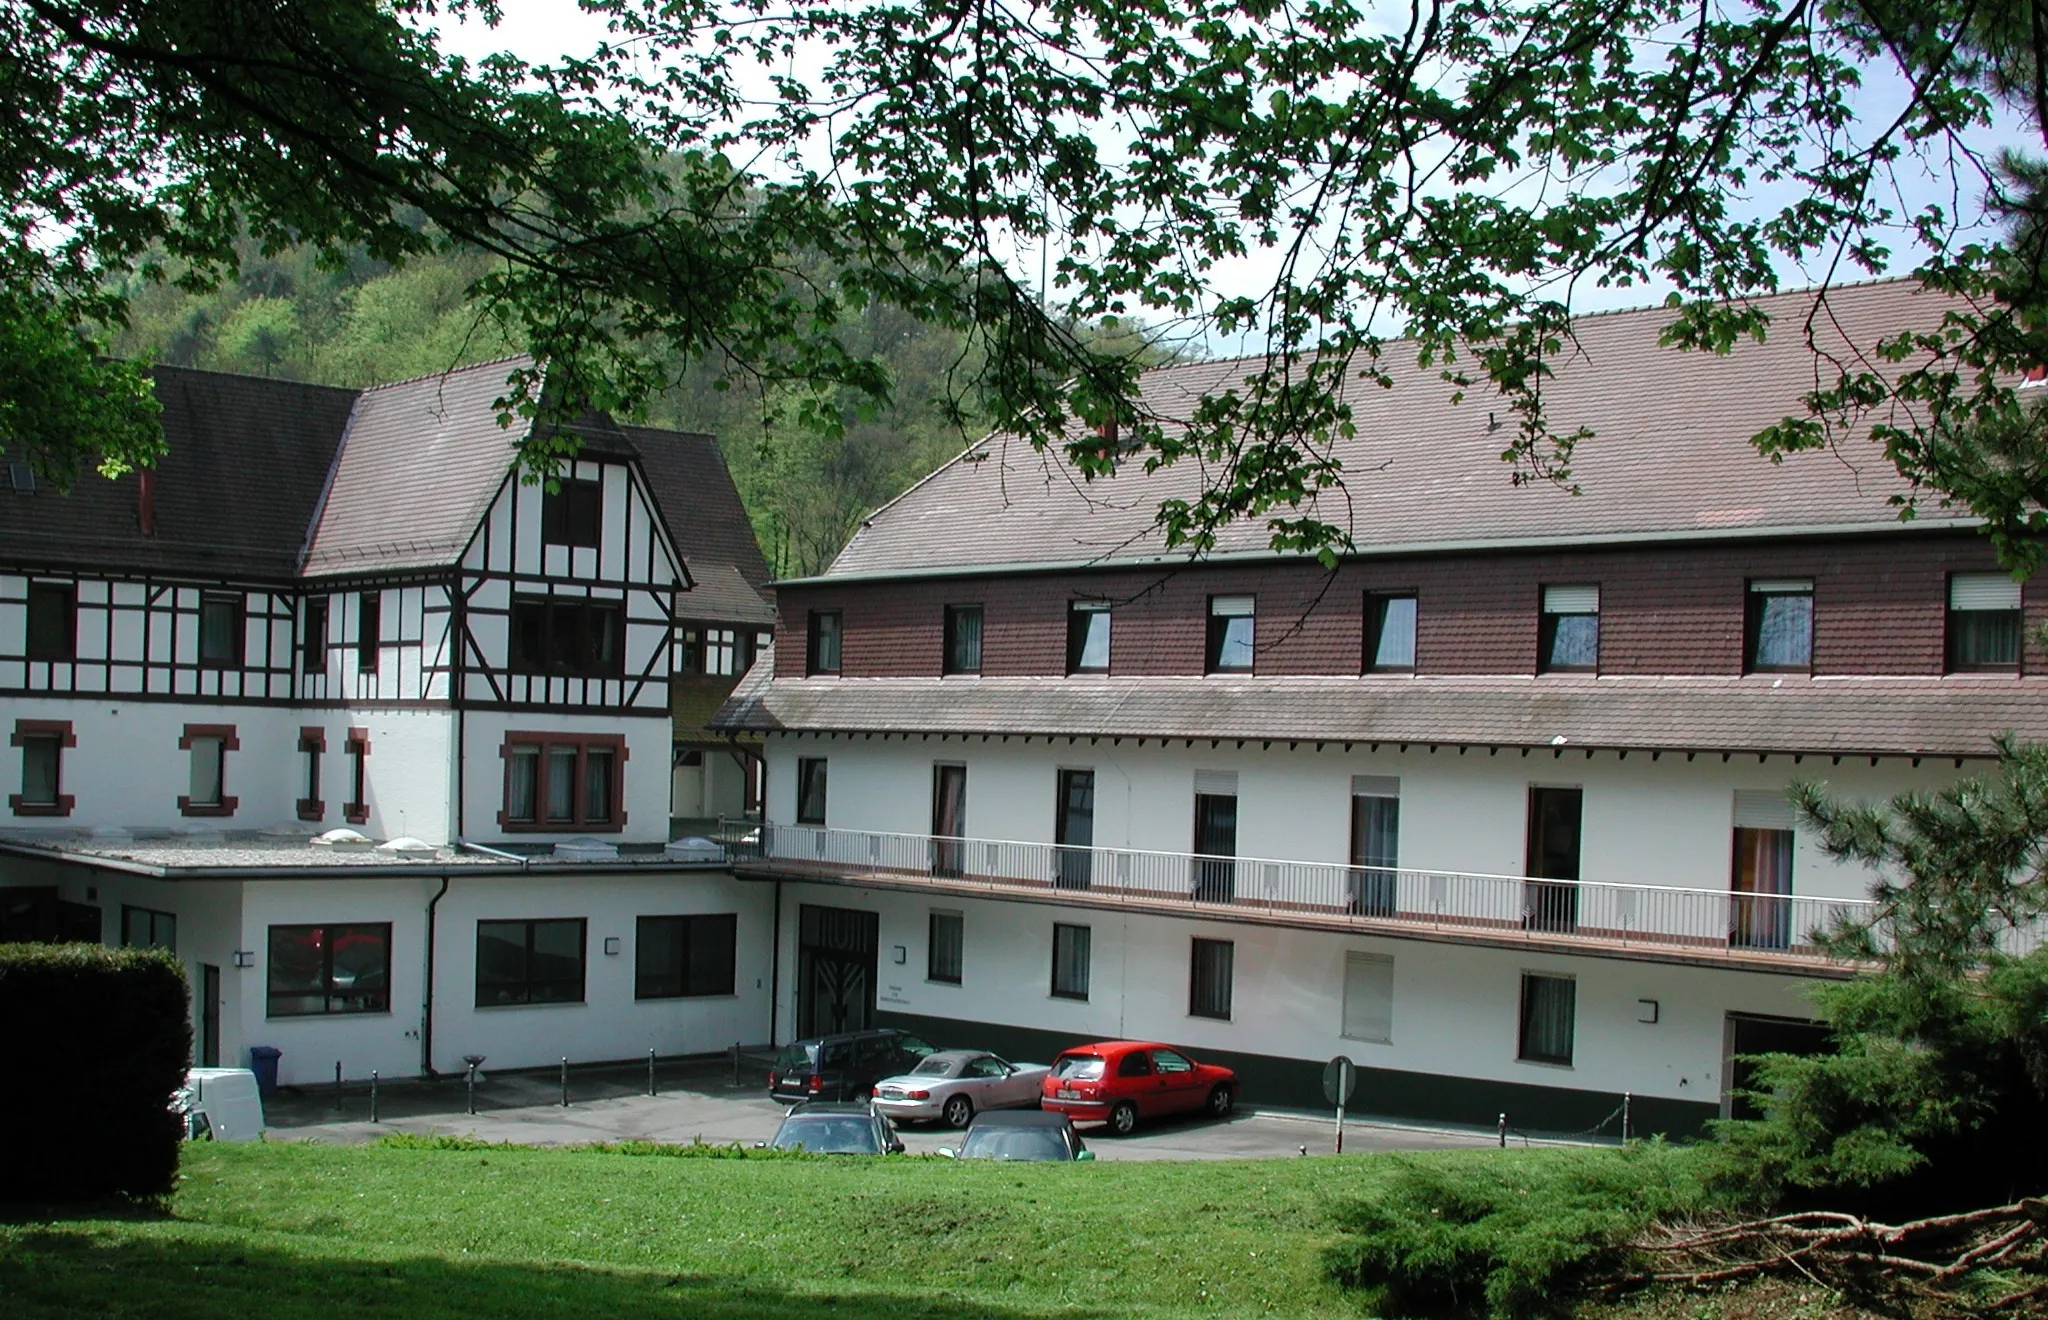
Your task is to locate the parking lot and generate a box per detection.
[263,1055,1526,1160]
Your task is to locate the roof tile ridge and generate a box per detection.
[354,353,536,395]
[142,360,363,396]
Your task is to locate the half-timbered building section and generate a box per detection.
[712,279,2045,1136]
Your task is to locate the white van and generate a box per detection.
[176,1068,266,1142]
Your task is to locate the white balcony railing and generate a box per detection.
[719,822,1881,960]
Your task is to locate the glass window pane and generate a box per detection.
[268,926,327,1016]
[21,737,59,804]
[1211,616,1255,670]
[1052,924,1090,999]
[1069,606,1111,672]
[1545,614,1599,669]
[1752,594,1813,668]
[546,748,577,821]
[1519,974,1576,1064]
[189,737,223,804]
[330,924,389,1011]
[687,914,737,996]
[1952,610,2021,668]
[584,748,614,823]
[476,922,529,1005]
[507,747,538,821]
[1191,939,1233,1018]
[200,597,239,663]
[1370,596,1417,669]
[636,916,684,998]
[929,911,963,983]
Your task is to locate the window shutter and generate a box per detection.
[1749,579,1813,595]
[1210,594,1255,617]
[1194,769,1238,796]
[1951,573,2021,611]
[1342,952,1394,1043]
[1542,584,1599,614]
[1733,791,1797,831]
[1350,775,1400,798]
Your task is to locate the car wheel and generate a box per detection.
[1206,1085,1234,1119]
[1108,1100,1139,1136]
[943,1094,974,1129]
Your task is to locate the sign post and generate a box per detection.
[1321,1055,1357,1154]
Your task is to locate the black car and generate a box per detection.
[762,1101,905,1155]
[768,1028,938,1104]
[941,1109,1095,1162]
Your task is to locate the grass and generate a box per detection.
[0,1141,1876,1320]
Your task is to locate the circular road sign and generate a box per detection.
[1322,1054,1357,1106]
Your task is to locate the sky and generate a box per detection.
[426,0,2035,357]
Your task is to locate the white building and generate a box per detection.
[711,280,2048,1135]
[0,360,777,1084]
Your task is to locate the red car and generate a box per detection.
[1038,1040,1237,1136]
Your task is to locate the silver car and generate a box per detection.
[871,1049,1051,1128]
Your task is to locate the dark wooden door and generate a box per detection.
[796,905,878,1038]
[199,964,221,1067]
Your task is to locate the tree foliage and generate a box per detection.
[7,0,2048,559]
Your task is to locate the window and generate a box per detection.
[1746,579,1814,671]
[1948,572,2022,671]
[1051,923,1091,999]
[675,624,703,676]
[635,914,737,999]
[122,905,176,952]
[10,719,74,817]
[267,923,392,1016]
[1731,791,1797,951]
[357,591,381,673]
[344,727,370,825]
[944,604,983,674]
[1055,769,1095,889]
[476,918,587,1006]
[1190,937,1234,1019]
[500,733,626,831]
[1067,601,1111,673]
[705,627,739,676]
[542,477,602,548]
[509,596,624,678]
[177,723,238,817]
[1365,592,1417,672]
[1206,595,1255,672]
[26,582,75,661]
[807,610,842,675]
[297,726,325,822]
[1349,776,1400,916]
[928,910,964,984]
[199,592,243,667]
[1518,972,1576,1065]
[1538,585,1599,672]
[1342,952,1394,1043]
[302,597,328,673]
[796,757,829,826]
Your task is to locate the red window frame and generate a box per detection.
[177,723,240,817]
[497,732,629,833]
[10,719,76,817]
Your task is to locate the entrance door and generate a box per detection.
[1192,793,1238,902]
[199,964,221,1067]
[796,905,879,1038]
[1723,1012,1831,1119]
[931,764,967,877]
[1055,769,1095,889]
[1524,787,1582,933]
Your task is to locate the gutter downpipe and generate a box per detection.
[422,875,450,1077]
[770,878,782,1047]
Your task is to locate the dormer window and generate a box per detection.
[1949,573,2022,671]
[1206,595,1255,673]
[944,605,983,674]
[543,478,602,548]
[1538,585,1599,673]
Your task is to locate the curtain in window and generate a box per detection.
[931,765,967,876]
[1952,610,2022,667]
[1191,939,1234,1018]
[798,759,829,825]
[1349,793,1400,915]
[1052,924,1091,998]
[1730,826,1795,949]
[507,747,539,822]
[584,748,614,823]
[1519,975,1575,1063]
[928,912,964,983]
[947,607,983,672]
[1751,591,1813,667]
[546,748,577,821]
[1055,770,1094,888]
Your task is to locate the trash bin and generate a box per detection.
[248,1045,283,1099]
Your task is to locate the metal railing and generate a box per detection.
[716,821,1878,959]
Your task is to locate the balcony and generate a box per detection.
[719,822,1880,974]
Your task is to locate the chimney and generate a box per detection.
[137,469,155,536]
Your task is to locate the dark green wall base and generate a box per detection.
[874,1008,1718,1140]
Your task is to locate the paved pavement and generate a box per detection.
[262,1056,1529,1160]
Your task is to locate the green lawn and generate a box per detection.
[3,1139,1422,1319]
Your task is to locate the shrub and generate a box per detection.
[0,942,191,1202]
[1324,1143,1723,1319]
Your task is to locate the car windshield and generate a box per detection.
[899,1034,937,1058]
[772,1116,881,1153]
[774,1042,819,1073]
[1050,1054,1105,1080]
[911,1057,955,1077]
[959,1127,1072,1161]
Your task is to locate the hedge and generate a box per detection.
[0,942,191,1202]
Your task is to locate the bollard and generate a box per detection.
[731,1040,740,1087]
[648,1048,657,1097]
[1497,1112,1508,1148]
[466,1061,478,1116]
[560,1056,569,1108]
[334,1060,343,1110]
[370,1070,380,1124]
[1622,1091,1632,1144]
